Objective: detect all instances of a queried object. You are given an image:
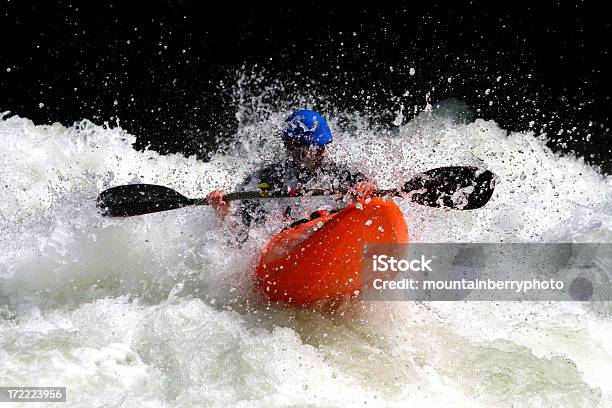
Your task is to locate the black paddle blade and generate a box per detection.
[97,184,193,217]
[402,166,496,210]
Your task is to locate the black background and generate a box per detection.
[2,1,611,172]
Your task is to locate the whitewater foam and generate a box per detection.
[1,103,612,407]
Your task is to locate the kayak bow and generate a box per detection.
[255,197,408,305]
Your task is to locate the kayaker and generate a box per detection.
[207,109,377,233]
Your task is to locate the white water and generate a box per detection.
[1,101,612,407]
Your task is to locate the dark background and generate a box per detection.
[2,1,611,173]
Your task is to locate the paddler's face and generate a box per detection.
[285,141,325,170]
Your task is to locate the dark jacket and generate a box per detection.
[234,158,366,230]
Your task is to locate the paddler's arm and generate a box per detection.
[206,189,250,244]
[207,168,270,242]
[207,189,231,220]
[334,166,378,202]
[207,170,259,223]
[348,180,378,200]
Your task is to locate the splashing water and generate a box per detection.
[1,97,612,407]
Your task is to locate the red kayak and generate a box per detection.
[255,197,409,305]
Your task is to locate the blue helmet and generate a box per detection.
[282,110,333,146]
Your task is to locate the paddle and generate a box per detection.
[96,166,495,217]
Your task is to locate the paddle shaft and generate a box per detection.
[190,187,399,206]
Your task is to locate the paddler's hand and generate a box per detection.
[347,181,378,201]
[207,189,230,219]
